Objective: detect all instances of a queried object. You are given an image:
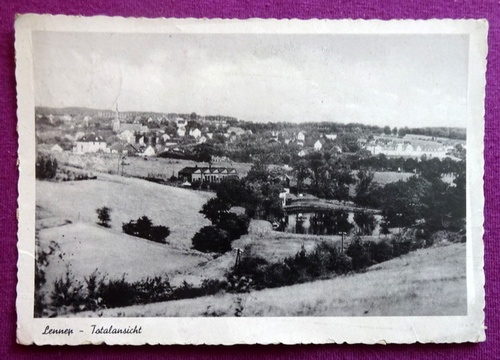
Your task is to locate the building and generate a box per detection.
[314,139,323,151]
[189,128,202,139]
[50,144,63,153]
[227,126,245,136]
[140,145,156,157]
[178,166,238,183]
[74,134,107,154]
[297,131,306,146]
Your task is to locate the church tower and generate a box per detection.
[112,103,120,132]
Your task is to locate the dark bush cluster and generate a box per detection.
[122,216,171,244]
[44,269,229,316]
[346,234,426,271]
[192,197,250,253]
[192,226,231,253]
[228,242,352,291]
[36,154,58,180]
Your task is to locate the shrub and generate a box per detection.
[218,213,250,241]
[36,154,58,180]
[390,235,413,257]
[96,206,112,228]
[192,226,231,253]
[346,236,372,271]
[368,240,394,263]
[122,216,170,244]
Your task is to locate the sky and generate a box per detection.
[32,31,469,128]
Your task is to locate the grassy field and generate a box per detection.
[53,152,254,178]
[73,242,466,317]
[38,223,211,289]
[37,175,214,249]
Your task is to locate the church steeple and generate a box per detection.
[112,103,120,132]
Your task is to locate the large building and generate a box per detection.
[178,166,238,183]
[74,134,107,154]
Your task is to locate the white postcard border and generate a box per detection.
[15,15,487,345]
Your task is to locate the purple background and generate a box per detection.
[1,0,498,358]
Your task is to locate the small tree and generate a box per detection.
[192,226,231,253]
[96,206,112,228]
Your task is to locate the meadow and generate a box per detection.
[73,242,466,317]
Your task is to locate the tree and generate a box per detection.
[36,154,58,180]
[200,198,231,224]
[122,216,170,244]
[392,127,398,136]
[192,226,231,253]
[383,126,391,135]
[354,170,379,208]
[96,207,112,228]
[353,212,376,235]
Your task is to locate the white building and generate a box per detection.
[314,140,323,151]
[189,128,202,139]
[74,134,107,154]
[141,145,156,157]
[297,132,305,146]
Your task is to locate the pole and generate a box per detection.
[341,233,344,254]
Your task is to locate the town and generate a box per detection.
[35,105,467,318]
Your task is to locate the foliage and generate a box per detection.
[191,225,231,253]
[345,236,373,271]
[229,242,353,291]
[36,153,58,180]
[96,206,112,228]
[199,197,231,224]
[353,212,377,235]
[122,216,170,244]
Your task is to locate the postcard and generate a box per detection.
[15,14,487,345]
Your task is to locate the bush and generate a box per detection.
[36,154,58,180]
[229,242,353,291]
[368,240,394,263]
[122,216,170,244]
[218,213,250,241]
[346,236,372,271]
[192,226,231,253]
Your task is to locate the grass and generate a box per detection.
[73,242,466,317]
[52,152,254,178]
[37,175,214,249]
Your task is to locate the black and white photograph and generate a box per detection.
[16,15,486,345]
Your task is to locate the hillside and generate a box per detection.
[37,175,214,249]
[73,242,466,317]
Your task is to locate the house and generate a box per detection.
[227,126,245,136]
[175,118,187,128]
[325,134,337,141]
[298,149,307,157]
[110,143,127,154]
[314,139,323,151]
[297,132,306,146]
[140,145,156,157]
[161,134,171,142]
[177,126,186,137]
[211,155,231,163]
[198,135,207,144]
[118,130,135,144]
[50,144,63,153]
[74,134,107,154]
[178,166,238,183]
[120,123,147,134]
[189,128,202,139]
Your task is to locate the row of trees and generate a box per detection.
[36,154,58,180]
[96,207,171,244]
